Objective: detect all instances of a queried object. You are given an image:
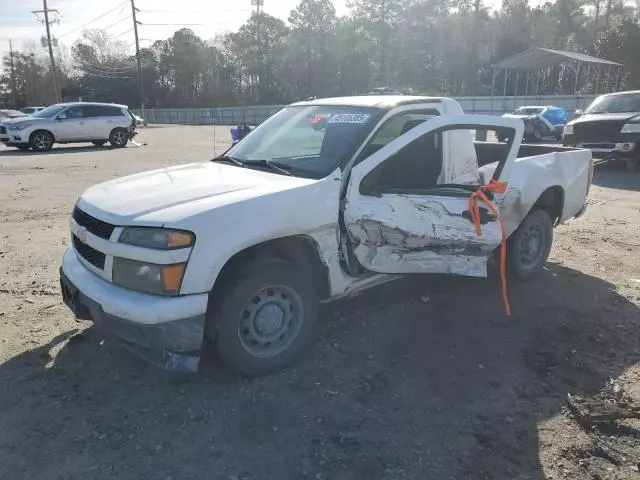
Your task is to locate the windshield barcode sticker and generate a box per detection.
[328,113,370,124]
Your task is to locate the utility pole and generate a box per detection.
[251,0,264,102]
[130,0,145,118]
[9,40,18,107]
[469,0,482,94]
[32,0,61,103]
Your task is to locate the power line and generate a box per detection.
[112,28,134,39]
[101,16,131,32]
[57,1,129,38]
[141,8,251,13]
[140,23,206,26]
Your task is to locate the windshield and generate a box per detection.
[32,104,66,118]
[514,107,544,115]
[585,94,640,114]
[225,105,381,178]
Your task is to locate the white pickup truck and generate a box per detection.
[60,96,593,376]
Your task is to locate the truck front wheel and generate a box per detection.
[209,259,319,376]
[507,208,553,281]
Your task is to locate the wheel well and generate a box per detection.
[532,186,564,224]
[212,236,331,300]
[30,129,55,142]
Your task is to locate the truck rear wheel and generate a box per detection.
[209,259,319,376]
[507,208,553,281]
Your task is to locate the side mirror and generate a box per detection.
[56,115,66,120]
[574,109,583,117]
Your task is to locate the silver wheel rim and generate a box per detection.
[519,223,546,269]
[237,285,304,359]
[33,133,51,151]
[112,131,127,146]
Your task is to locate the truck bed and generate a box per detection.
[474,141,578,167]
[476,142,592,233]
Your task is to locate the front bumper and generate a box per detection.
[0,131,28,145]
[563,133,640,159]
[60,248,208,372]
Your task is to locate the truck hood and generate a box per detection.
[78,162,317,224]
[569,112,640,125]
[1,115,40,126]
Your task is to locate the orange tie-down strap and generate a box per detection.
[468,179,511,316]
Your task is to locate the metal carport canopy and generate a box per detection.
[490,47,621,71]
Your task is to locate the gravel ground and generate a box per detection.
[0,126,639,480]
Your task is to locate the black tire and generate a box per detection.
[109,128,129,148]
[29,130,54,152]
[209,259,319,376]
[92,140,107,147]
[507,208,553,281]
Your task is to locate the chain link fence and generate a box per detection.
[133,95,598,126]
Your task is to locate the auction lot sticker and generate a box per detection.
[328,113,371,124]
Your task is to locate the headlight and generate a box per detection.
[113,258,186,296]
[8,123,31,131]
[119,227,194,250]
[621,123,640,134]
[563,125,574,135]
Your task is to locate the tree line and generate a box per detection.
[2,0,640,109]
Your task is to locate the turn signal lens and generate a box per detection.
[161,264,186,293]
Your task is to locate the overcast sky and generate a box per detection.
[0,0,352,56]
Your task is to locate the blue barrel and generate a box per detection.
[230,126,239,142]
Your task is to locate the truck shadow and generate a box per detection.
[0,264,638,479]
[592,164,640,191]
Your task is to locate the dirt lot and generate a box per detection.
[0,125,639,480]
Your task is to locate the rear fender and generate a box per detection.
[489,149,592,235]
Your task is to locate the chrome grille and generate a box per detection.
[573,121,625,142]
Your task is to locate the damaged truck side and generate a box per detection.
[60,96,593,376]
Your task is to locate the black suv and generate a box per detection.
[563,90,640,171]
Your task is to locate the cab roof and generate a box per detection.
[57,101,128,109]
[290,95,445,109]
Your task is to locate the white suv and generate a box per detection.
[0,102,136,152]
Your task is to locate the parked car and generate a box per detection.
[19,106,45,115]
[60,95,592,376]
[0,109,27,121]
[502,105,569,142]
[0,102,136,152]
[563,90,640,171]
[368,87,403,95]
